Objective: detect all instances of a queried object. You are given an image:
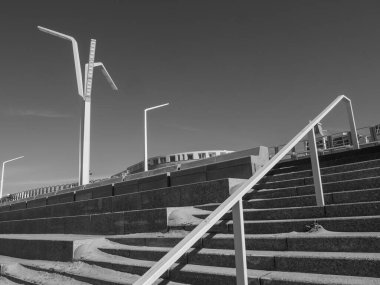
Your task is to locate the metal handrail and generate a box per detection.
[134,95,359,285]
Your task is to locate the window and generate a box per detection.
[198,153,206,159]
[188,154,193,160]
[209,152,216,157]
[160,157,166,164]
[170,155,175,162]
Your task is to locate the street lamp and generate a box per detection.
[144,103,170,171]
[0,156,24,198]
[38,26,118,185]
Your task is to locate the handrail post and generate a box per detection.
[308,125,325,206]
[230,187,248,285]
[345,99,359,149]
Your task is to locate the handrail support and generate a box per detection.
[345,99,360,150]
[230,187,248,285]
[308,125,325,206]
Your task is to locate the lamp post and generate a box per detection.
[0,156,24,198]
[144,103,170,171]
[38,26,117,185]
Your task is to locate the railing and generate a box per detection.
[268,124,380,161]
[0,177,112,205]
[133,95,359,285]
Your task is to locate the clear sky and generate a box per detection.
[0,0,380,194]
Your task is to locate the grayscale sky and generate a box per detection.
[1,0,380,194]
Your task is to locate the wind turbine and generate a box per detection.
[38,26,118,185]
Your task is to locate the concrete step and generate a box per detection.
[259,270,380,285]
[264,158,380,183]
[81,254,270,285]
[248,176,380,201]
[100,245,380,277]
[21,262,184,285]
[173,214,380,234]
[1,263,90,285]
[0,208,168,235]
[0,276,27,285]
[195,201,380,221]
[268,150,380,177]
[270,145,380,174]
[255,167,380,190]
[108,232,380,253]
[0,178,242,223]
[246,188,380,209]
[82,254,380,285]
[229,215,380,234]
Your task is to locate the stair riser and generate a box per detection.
[83,260,250,285]
[0,274,36,285]
[21,264,120,285]
[0,209,168,235]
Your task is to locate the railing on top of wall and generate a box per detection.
[133,95,359,285]
[0,177,111,205]
[269,124,380,161]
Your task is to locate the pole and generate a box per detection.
[0,156,24,198]
[308,126,325,206]
[144,110,148,171]
[143,103,170,172]
[0,162,5,199]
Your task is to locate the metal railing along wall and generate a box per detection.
[0,177,110,204]
[269,124,380,160]
[134,95,359,285]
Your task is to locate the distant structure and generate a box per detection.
[303,123,379,151]
[117,150,234,175]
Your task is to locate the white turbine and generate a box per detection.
[38,26,118,185]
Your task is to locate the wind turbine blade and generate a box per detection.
[94,62,118,91]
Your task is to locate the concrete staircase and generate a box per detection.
[1,146,380,284]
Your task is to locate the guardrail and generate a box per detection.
[268,124,380,161]
[133,95,359,285]
[0,177,111,205]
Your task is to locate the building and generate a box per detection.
[120,150,234,175]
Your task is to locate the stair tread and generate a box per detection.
[2,263,90,285]
[22,260,185,285]
[262,270,380,284]
[0,277,22,285]
[109,231,380,241]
